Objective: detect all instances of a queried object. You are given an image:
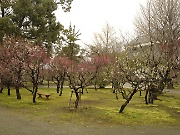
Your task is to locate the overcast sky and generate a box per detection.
[55,0,146,45]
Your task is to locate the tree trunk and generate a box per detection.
[59,79,65,96]
[59,88,62,96]
[33,85,38,103]
[139,90,142,96]
[81,87,84,94]
[148,92,154,104]
[148,92,151,103]
[74,91,80,108]
[32,84,35,93]
[1,5,5,17]
[119,88,137,113]
[112,89,115,93]
[112,82,114,89]
[68,91,73,108]
[145,91,148,104]
[47,80,50,88]
[7,86,10,95]
[115,91,119,99]
[16,87,21,99]
[56,83,60,93]
[94,81,97,90]
[0,86,3,93]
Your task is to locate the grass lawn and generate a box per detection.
[0,86,180,126]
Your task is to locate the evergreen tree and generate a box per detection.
[0,0,73,54]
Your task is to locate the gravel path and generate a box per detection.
[0,107,180,135]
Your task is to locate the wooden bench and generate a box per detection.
[37,92,52,99]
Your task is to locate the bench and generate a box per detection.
[37,92,52,99]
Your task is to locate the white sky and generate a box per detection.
[55,0,146,45]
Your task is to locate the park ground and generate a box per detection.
[0,106,180,135]
[0,86,180,135]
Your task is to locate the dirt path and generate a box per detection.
[0,107,180,135]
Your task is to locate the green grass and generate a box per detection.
[0,87,180,126]
[175,85,180,89]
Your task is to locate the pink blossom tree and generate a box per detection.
[0,39,15,96]
[8,39,30,99]
[0,37,34,99]
[66,55,110,108]
[25,45,49,103]
[48,56,69,96]
[0,64,3,93]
